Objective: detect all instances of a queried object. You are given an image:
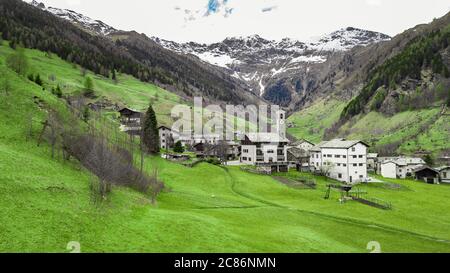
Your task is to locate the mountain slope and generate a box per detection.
[154,29,390,106]
[28,0,117,35]
[288,13,450,157]
[3,0,260,105]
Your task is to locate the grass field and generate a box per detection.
[1,43,450,253]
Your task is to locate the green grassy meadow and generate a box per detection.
[1,43,450,253]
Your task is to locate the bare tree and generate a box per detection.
[319,161,335,179]
[216,141,230,165]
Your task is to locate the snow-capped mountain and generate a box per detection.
[308,27,391,51]
[25,0,391,106]
[27,0,117,35]
[153,28,389,69]
[153,29,390,99]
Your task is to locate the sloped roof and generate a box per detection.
[381,160,405,166]
[413,166,439,174]
[287,147,309,159]
[118,107,141,114]
[367,153,378,158]
[246,133,290,143]
[436,166,450,172]
[310,139,368,151]
[310,141,328,152]
[319,139,369,149]
[380,157,425,166]
[292,139,315,146]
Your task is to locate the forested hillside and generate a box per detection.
[340,25,450,122]
[0,0,260,105]
[288,23,450,157]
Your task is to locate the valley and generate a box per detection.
[0,0,449,254]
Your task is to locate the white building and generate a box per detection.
[158,126,179,150]
[291,139,315,151]
[378,157,425,179]
[240,110,289,166]
[240,133,290,164]
[310,139,369,183]
[380,161,398,179]
[437,166,450,183]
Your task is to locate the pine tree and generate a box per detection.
[173,141,184,153]
[111,69,117,83]
[34,74,43,86]
[142,103,160,154]
[54,84,62,98]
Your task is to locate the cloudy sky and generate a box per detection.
[36,0,450,43]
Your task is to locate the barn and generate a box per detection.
[413,166,440,184]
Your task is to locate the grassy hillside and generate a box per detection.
[2,42,450,253]
[0,42,182,126]
[287,99,347,143]
[288,97,449,156]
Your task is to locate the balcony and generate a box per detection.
[277,156,286,161]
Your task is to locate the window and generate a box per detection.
[243,149,249,153]
[353,155,357,159]
[248,157,252,161]
[337,163,341,166]
[242,157,247,161]
[444,172,447,178]
[162,140,165,143]
[338,174,342,179]
[343,155,347,159]
[353,164,357,167]
[359,155,363,158]
[352,147,355,152]
[359,163,363,167]
[359,175,363,179]
[162,133,165,137]
[316,154,319,158]
[267,150,274,154]
[335,155,341,158]
[343,164,347,167]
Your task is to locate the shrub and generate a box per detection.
[34,74,43,86]
[6,48,28,75]
[83,76,94,97]
[173,141,184,153]
[52,85,63,98]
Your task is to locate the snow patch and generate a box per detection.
[289,55,327,64]
[259,78,265,97]
[195,52,240,68]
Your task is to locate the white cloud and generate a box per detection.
[366,0,382,7]
[65,0,81,7]
[36,0,450,43]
